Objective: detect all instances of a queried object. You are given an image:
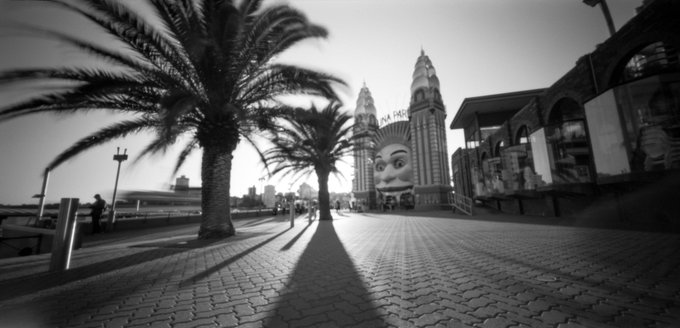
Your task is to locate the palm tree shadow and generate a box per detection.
[267,221,385,326]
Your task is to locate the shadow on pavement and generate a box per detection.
[238,215,291,228]
[280,220,314,251]
[179,228,291,287]
[267,221,386,327]
[0,231,266,302]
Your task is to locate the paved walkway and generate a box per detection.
[0,211,679,327]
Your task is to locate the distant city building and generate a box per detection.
[297,183,316,200]
[174,175,190,191]
[263,185,276,208]
[247,186,257,199]
[352,50,452,210]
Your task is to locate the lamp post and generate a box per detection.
[583,0,616,36]
[107,147,128,231]
[258,177,264,208]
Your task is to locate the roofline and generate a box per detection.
[449,88,547,129]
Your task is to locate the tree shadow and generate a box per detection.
[280,220,314,251]
[178,228,290,287]
[0,231,265,302]
[238,214,291,228]
[267,221,386,327]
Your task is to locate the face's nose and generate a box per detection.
[381,165,397,183]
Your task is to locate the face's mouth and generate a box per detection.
[376,185,414,192]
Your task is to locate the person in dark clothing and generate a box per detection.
[90,194,107,234]
[335,200,341,213]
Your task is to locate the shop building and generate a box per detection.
[450,0,680,223]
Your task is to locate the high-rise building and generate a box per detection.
[263,185,276,208]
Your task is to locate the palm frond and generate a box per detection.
[172,139,199,175]
[48,117,156,169]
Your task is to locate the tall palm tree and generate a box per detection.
[0,0,344,239]
[262,102,361,220]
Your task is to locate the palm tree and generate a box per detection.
[262,102,361,220]
[0,0,344,239]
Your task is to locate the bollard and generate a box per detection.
[49,198,79,272]
[290,203,295,228]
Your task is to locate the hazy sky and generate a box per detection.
[0,0,641,205]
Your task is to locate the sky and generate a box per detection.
[0,0,642,205]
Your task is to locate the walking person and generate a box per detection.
[90,194,107,234]
[335,200,340,213]
[308,202,317,222]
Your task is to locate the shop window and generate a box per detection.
[494,140,504,157]
[548,98,583,124]
[529,122,592,187]
[619,42,679,83]
[502,135,534,192]
[615,75,680,172]
[516,125,529,144]
[537,98,593,185]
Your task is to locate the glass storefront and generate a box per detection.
[529,121,592,187]
[585,73,680,181]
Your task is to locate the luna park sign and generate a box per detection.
[379,108,409,127]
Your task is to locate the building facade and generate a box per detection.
[263,185,276,208]
[450,0,680,224]
[352,50,452,210]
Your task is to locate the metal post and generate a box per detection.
[34,168,50,222]
[107,147,128,231]
[583,0,616,36]
[289,203,295,228]
[50,198,79,272]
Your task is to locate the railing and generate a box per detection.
[449,193,474,216]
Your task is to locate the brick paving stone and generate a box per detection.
[540,309,573,325]
[482,317,520,328]
[441,308,483,325]
[469,305,504,320]
[289,313,329,327]
[171,309,193,323]
[215,313,239,327]
[468,296,494,309]
[556,321,589,328]
[1,214,679,328]
[412,313,448,326]
[526,299,552,312]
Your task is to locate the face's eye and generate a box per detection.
[394,159,406,169]
[375,163,385,172]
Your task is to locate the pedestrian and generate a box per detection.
[308,203,317,222]
[335,200,340,213]
[90,194,107,234]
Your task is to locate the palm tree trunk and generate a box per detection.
[198,145,235,239]
[317,168,332,220]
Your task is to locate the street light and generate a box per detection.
[107,147,128,231]
[584,0,616,36]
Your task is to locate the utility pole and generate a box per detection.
[107,147,128,231]
[584,0,616,36]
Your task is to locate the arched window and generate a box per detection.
[515,125,529,144]
[548,97,582,124]
[494,140,504,157]
[619,41,679,83]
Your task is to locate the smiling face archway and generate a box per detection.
[372,121,414,208]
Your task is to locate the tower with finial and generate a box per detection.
[408,49,452,208]
[352,82,379,208]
